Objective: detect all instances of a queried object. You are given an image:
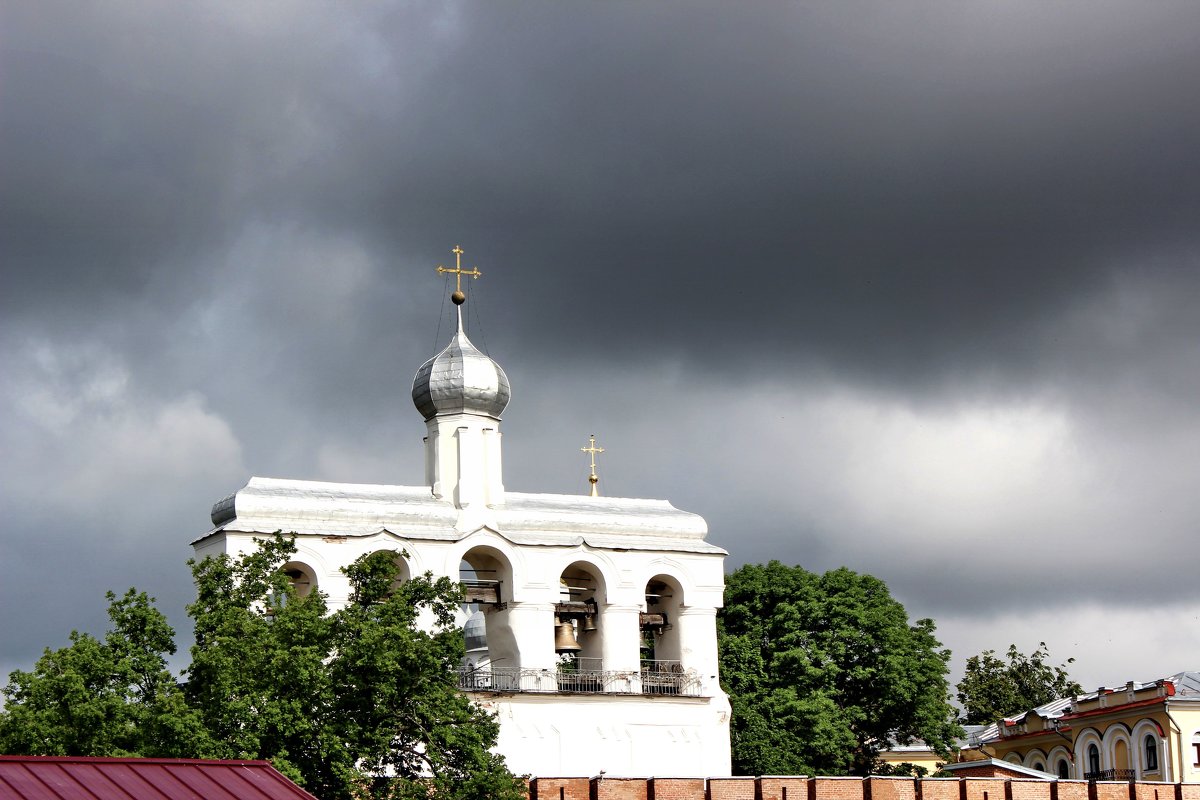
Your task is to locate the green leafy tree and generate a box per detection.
[2,535,525,800]
[329,551,523,800]
[185,534,341,786]
[956,642,1083,724]
[718,561,961,776]
[0,589,209,757]
[185,535,526,800]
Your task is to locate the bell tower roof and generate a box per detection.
[411,245,510,421]
[411,317,510,421]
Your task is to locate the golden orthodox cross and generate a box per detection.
[436,245,482,305]
[581,434,604,496]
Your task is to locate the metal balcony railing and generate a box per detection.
[1083,769,1136,782]
[454,663,704,697]
[640,659,697,696]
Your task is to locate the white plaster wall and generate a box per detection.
[203,524,732,776]
[212,528,724,678]
[476,692,732,777]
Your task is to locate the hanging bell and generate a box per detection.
[554,621,582,653]
[581,614,598,633]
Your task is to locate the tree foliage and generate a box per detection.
[718,561,961,776]
[955,642,1083,724]
[0,589,208,758]
[0,535,525,800]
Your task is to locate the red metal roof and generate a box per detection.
[0,756,320,800]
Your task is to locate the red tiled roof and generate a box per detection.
[0,756,319,800]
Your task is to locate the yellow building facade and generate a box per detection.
[973,672,1200,782]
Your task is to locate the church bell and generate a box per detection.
[554,620,582,653]
[581,613,598,633]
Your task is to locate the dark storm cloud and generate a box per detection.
[283,1,1200,390]
[3,1,1200,687]
[6,1,1199,388]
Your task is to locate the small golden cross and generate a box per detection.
[436,245,482,303]
[581,434,604,496]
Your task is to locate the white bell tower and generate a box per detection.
[195,246,732,777]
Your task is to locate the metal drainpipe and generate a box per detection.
[1164,701,1182,784]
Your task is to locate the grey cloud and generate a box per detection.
[3,0,1200,684]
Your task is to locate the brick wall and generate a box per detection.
[946,768,995,779]
[919,778,963,800]
[1052,781,1091,800]
[528,775,1200,800]
[1133,784,1179,800]
[531,777,591,800]
[1009,779,1053,800]
[963,777,1007,800]
[649,778,705,800]
[761,776,811,800]
[1093,783,1134,800]
[593,777,650,800]
[867,776,919,800]
[708,777,758,800]
[810,776,866,800]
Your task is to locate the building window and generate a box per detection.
[1192,732,1200,766]
[1144,735,1158,772]
[1088,744,1100,776]
[1057,759,1070,779]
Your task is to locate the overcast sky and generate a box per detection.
[3,1,1199,697]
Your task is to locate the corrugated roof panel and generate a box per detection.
[96,761,172,799]
[51,763,128,800]
[0,757,318,800]
[140,763,206,799]
[166,761,252,799]
[0,765,58,800]
[25,762,80,799]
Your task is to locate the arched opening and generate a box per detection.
[1057,759,1070,779]
[462,608,489,668]
[1144,735,1158,773]
[280,561,318,599]
[365,549,411,593]
[457,546,517,689]
[642,574,684,694]
[1113,738,1130,777]
[1087,743,1101,777]
[1033,761,1045,772]
[554,561,607,691]
[266,560,319,618]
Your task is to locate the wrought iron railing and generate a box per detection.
[454,664,704,697]
[1083,769,1136,782]
[640,659,695,696]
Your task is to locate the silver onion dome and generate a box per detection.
[463,610,488,654]
[412,323,510,421]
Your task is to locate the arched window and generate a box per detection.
[1057,759,1070,779]
[281,561,317,598]
[642,574,686,694]
[457,546,518,685]
[1033,762,1045,772]
[1113,738,1129,772]
[554,561,607,691]
[1088,743,1101,776]
[1192,731,1200,767]
[1144,735,1158,772]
